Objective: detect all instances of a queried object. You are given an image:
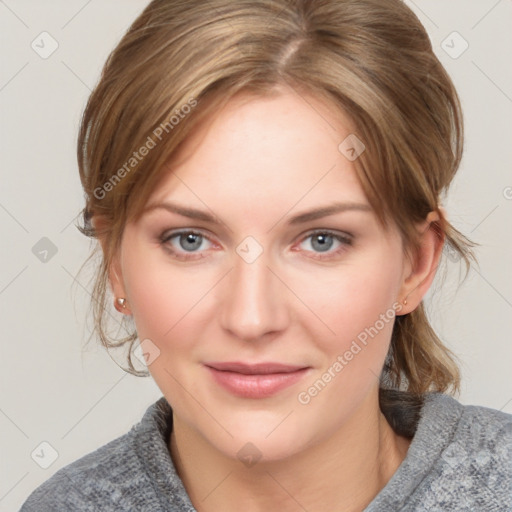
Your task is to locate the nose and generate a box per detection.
[219,250,289,342]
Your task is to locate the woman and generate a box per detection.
[20,0,511,510]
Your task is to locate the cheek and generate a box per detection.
[292,252,402,368]
[122,245,223,354]
[292,261,401,421]
[121,251,216,401]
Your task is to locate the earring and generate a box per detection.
[403,299,408,306]
[116,297,127,308]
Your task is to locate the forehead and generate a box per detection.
[146,90,368,217]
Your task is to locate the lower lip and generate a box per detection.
[206,366,309,398]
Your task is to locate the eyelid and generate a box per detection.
[302,228,353,242]
[159,227,211,243]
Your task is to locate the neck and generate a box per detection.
[169,389,411,512]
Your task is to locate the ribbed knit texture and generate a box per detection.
[20,392,512,511]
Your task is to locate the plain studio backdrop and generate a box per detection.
[1,1,511,510]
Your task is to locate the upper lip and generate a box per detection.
[205,362,308,375]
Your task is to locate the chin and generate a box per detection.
[203,408,318,465]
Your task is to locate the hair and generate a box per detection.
[77,0,475,435]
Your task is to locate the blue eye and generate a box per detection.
[176,232,204,251]
[299,230,352,259]
[309,233,335,252]
[160,230,213,259]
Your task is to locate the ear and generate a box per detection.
[397,210,445,315]
[92,214,132,315]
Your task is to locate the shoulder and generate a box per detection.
[428,392,512,457]
[369,392,512,511]
[410,393,512,510]
[19,397,180,512]
[19,430,151,511]
[444,395,512,480]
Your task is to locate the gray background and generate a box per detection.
[1,1,511,509]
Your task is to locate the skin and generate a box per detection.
[101,87,444,511]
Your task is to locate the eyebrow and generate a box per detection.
[142,200,372,225]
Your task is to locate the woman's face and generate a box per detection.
[115,89,412,461]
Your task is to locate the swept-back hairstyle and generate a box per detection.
[77,0,474,434]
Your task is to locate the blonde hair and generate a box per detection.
[77,0,475,431]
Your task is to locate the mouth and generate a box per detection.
[204,361,310,398]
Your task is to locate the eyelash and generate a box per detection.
[158,229,353,262]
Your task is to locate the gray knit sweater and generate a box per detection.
[19,392,512,511]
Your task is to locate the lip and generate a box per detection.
[204,361,310,398]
